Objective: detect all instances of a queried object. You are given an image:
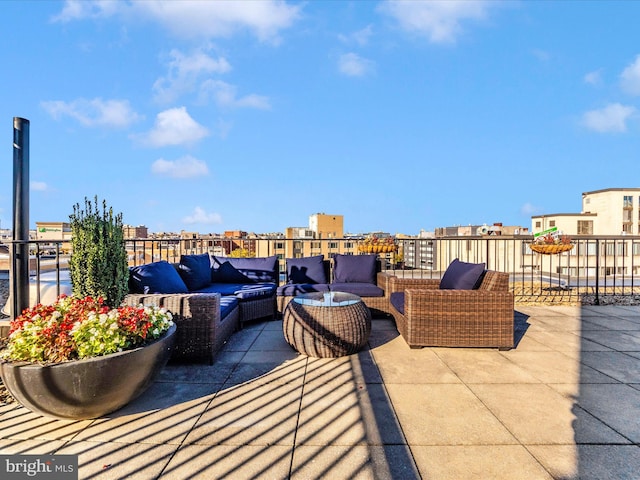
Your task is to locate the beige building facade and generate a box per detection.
[532,188,640,235]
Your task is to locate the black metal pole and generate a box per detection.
[11,117,30,318]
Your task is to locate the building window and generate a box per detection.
[624,195,633,208]
[549,220,556,227]
[577,220,593,235]
[535,221,541,229]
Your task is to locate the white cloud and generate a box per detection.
[136,107,209,147]
[41,98,142,128]
[584,69,602,86]
[377,0,492,44]
[53,0,301,43]
[531,49,551,62]
[620,54,640,96]
[153,47,232,104]
[199,80,271,109]
[581,103,636,133]
[30,181,48,191]
[338,53,375,77]
[338,25,374,46]
[520,202,540,217]
[51,0,120,22]
[151,155,209,178]
[182,206,222,225]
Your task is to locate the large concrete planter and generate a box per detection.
[0,323,176,420]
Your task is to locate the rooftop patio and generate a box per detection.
[1,305,640,479]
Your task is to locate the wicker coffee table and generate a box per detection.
[283,291,372,358]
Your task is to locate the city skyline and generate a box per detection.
[2,1,640,236]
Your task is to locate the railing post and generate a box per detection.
[11,117,30,318]
[595,238,600,305]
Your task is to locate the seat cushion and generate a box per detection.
[439,258,486,290]
[287,255,327,284]
[193,282,276,300]
[390,292,404,315]
[219,295,239,319]
[129,261,189,294]
[177,253,211,291]
[333,254,377,284]
[232,284,277,301]
[330,282,383,297]
[277,283,330,296]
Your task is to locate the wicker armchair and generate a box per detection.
[123,292,239,364]
[389,270,514,350]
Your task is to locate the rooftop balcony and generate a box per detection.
[1,236,640,478]
[1,305,639,478]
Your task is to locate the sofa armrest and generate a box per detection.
[123,292,224,363]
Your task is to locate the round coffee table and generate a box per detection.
[283,291,372,358]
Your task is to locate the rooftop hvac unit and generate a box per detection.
[476,225,489,235]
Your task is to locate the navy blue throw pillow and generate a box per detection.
[333,254,377,284]
[439,258,486,290]
[214,261,253,283]
[178,253,211,291]
[129,261,189,294]
[287,255,327,284]
[211,255,278,283]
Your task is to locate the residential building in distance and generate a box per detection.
[532,188,640,235]
[123,224,148,239]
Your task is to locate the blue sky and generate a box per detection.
[2,1,640,236]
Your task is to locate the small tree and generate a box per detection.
[68,196,129,308]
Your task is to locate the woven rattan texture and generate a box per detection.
[389,271,514,349]
[239,296,276,326]
[283,298,371,358]
[123,292,238,364]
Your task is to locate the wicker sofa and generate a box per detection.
[276,254,394,318]
[388,261,514,350]
[124,254,278,363]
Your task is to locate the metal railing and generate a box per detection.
[2,235,640,318]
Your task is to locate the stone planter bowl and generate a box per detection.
[0,323,176,420]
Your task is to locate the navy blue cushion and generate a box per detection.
[219,295,239,319]
[212,261,253,284]
[211,255,278,283]
[390,292,404,315]
[193,282,276,300]
[232,284,276,300]
[193,283,247,296]
[333,254,377,284]
[287,255,327,284]
[129,261,188,294]
[439,258,486,290]
[277,283,330,296]
[330,282,383,297]
[177,253,211,291]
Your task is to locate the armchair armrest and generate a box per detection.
[376,272,394,293]
[390,276,440,292]
[403,288,514,349]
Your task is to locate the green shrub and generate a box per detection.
[68,196,129,308]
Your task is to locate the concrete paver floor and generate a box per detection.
[2,305,640,479]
